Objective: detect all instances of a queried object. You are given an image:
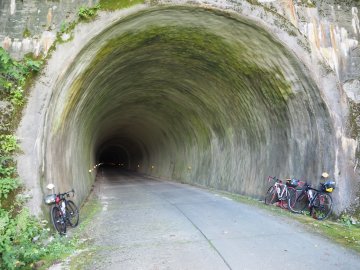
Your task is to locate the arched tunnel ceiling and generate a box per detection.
[46,6,335,200]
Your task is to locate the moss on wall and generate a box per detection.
[44,7,335,206]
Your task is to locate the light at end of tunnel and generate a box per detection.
[137,164,140,168]
[151,165,155,169]
[89,169,92,173]
[188,166,192,170]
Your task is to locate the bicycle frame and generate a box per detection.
[45,188,78,234]
[55,195,67,218]
[299,184,318,207]
[294,184,327,211]
[267,176,288,200]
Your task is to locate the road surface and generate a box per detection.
[68,168,360,269]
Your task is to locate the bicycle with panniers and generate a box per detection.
[287,179,335,220]
[44,184,79,234]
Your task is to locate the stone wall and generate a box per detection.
[1,1,359,79]
[0,0,97,59]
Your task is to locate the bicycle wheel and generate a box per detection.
[288,190,308,214]
[311,192,333,220]
[66,200,79,227]
[265,186,278,205]
[285,187,296,210]
[51,205,66,234]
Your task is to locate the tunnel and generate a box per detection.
[23,6,337,212]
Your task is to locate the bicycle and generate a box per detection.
[44,185,79,234]
[264,176,298,209]
[287,180,335,220]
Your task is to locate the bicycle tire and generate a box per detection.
[288,190,308,214]
[265,186,278,205]
[311,192,333,220]
[66,200,79,227]
[51,205,66,234]
[286,187,296,210]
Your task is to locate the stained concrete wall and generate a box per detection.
[0,0,359,216]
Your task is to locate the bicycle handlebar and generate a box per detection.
[307,185,321,192]
[267,176,281,182]
[58,189,75,198]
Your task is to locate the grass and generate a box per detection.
[40,192,102,269]
[99,0,145,11]
[216,190,360,254]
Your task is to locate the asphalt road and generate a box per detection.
[69,168,360,269]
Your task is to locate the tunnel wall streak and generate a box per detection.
[15,4,353,216]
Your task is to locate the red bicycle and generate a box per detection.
[264,176,299,209]
[44,184,79,234]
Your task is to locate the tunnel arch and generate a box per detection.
[18,5,348,216]
[46,6,335,197]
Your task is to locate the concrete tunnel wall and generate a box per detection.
[16,4,353,216]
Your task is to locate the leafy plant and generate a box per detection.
[0,207,79,269]
[0,20,77,270]
[78,4,101,21]
[0,136,20,204]
[24,58,42,72]
[0,177,20,200]
[0,47,42,108]
[339,213,359,226]
[0,157,16,178]
[0,135,18,155]
[0,207,77,270]
[22,28,31,38]
[10,87,24,106]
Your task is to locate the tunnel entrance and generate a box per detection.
[97,145,129,167]
[44,6,335,204]
[96,137,144,170]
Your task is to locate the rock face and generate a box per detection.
[0,101,14,133]
[0,1,359,215]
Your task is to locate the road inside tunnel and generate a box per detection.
[65,167,360,269]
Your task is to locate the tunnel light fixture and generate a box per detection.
[188,166,192,170]
[151,165,155,169]
[89,169,92,173]
[137,164,140,168]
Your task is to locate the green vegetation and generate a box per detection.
[59,21,76,35]
[219,191,360,253]
[0,208,78,270]
[78,4,101,21]
[77,0,146,21]
[1,1,143,266]
[298,0,316,8]
[22,28,31,39]
[0,48,79,269]
[0,48,42,103]
[0,132,78,269]
[99,0,145,11]
[0,124,76,269]
[0,135,20,202]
